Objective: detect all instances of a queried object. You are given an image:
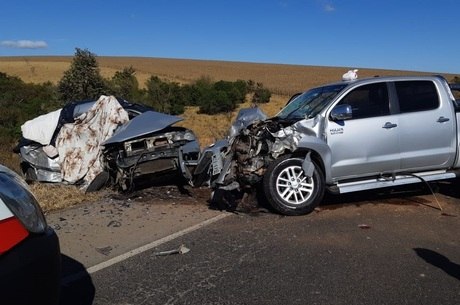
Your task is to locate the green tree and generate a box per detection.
[145,76,185,114]
[0,72,59,141]
[190,76,214,106]
[198,89,236,114]
[109,66,139,100]
[233,79,249,102]
[214,80,247,104]
[58,48,107,101]
[252,83,271,104]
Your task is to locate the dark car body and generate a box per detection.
[0,165,61,305]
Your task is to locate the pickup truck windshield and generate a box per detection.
[277,84,347,120]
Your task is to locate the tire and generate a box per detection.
[263,154,324,216]
[24,166,37,183]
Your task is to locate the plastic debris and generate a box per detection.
[358,224,371,229]
[342,69,359,81]
[154,244,190,256]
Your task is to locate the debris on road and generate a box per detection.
[107,220,122,228]
[154,244,190,256]
[96,246,113,256]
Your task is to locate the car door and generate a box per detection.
[394,80,456,170]
[327,82,401,180]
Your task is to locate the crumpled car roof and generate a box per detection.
[103,111,183,145]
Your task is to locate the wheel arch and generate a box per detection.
[293,136,333,184]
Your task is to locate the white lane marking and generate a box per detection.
[61,213,231,285]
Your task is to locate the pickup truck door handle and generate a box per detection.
[437,116,450,123]
[383,122,398,129]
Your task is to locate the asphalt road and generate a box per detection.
[56,184,460,305]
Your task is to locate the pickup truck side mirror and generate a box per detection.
[331,104,353,121]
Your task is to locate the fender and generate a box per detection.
[296,135,333,184]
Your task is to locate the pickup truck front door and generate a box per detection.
[327,82,400,180]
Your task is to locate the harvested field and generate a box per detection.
[0,56,449,96]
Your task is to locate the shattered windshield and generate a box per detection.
[276,84,347,120]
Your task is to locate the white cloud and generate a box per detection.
[324,4,335,12]
[0,40,48,49]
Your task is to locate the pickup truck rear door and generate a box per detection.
[394,80,456,170]
[327,82,401,180]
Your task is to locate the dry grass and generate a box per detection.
[0,145,20,172]
[1,56,457,211]
[178,94,287,147]
[29,183,105,213]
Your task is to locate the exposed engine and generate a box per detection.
[228,118,303,189]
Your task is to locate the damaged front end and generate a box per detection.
[193,107,321,211]
[198,84,342,213]
[16,96,201,192]
[102,111,200,191]
[223,116,320,190]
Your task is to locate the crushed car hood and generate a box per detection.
[228,107,268,138]
[103,111,183,145]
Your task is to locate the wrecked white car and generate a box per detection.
[195,75,460,216]
[16,96,200,192]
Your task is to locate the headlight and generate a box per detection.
[173,130,196,142]
[0,165,47,233]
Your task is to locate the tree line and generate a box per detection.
[58,48,271,115]
[0,48,271,143]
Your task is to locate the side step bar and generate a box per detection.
[334,170,457,194]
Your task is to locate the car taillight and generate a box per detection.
[0,215,29,255]
[0,165,47,234]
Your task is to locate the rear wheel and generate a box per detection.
[263,154,324,216]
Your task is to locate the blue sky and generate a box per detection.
[1,0,459,74]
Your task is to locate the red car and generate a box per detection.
[0,164,61,305]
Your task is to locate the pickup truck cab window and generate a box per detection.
[336,82,390,119]
[395,80,439,113]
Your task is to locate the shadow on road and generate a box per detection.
[414,248,460,281]
[435,179,460,199]
[60,254,95,305]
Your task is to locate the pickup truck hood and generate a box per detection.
[103,111,183,145]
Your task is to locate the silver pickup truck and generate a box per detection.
[195,75,460,215]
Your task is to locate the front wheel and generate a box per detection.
[263,154,324,216]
